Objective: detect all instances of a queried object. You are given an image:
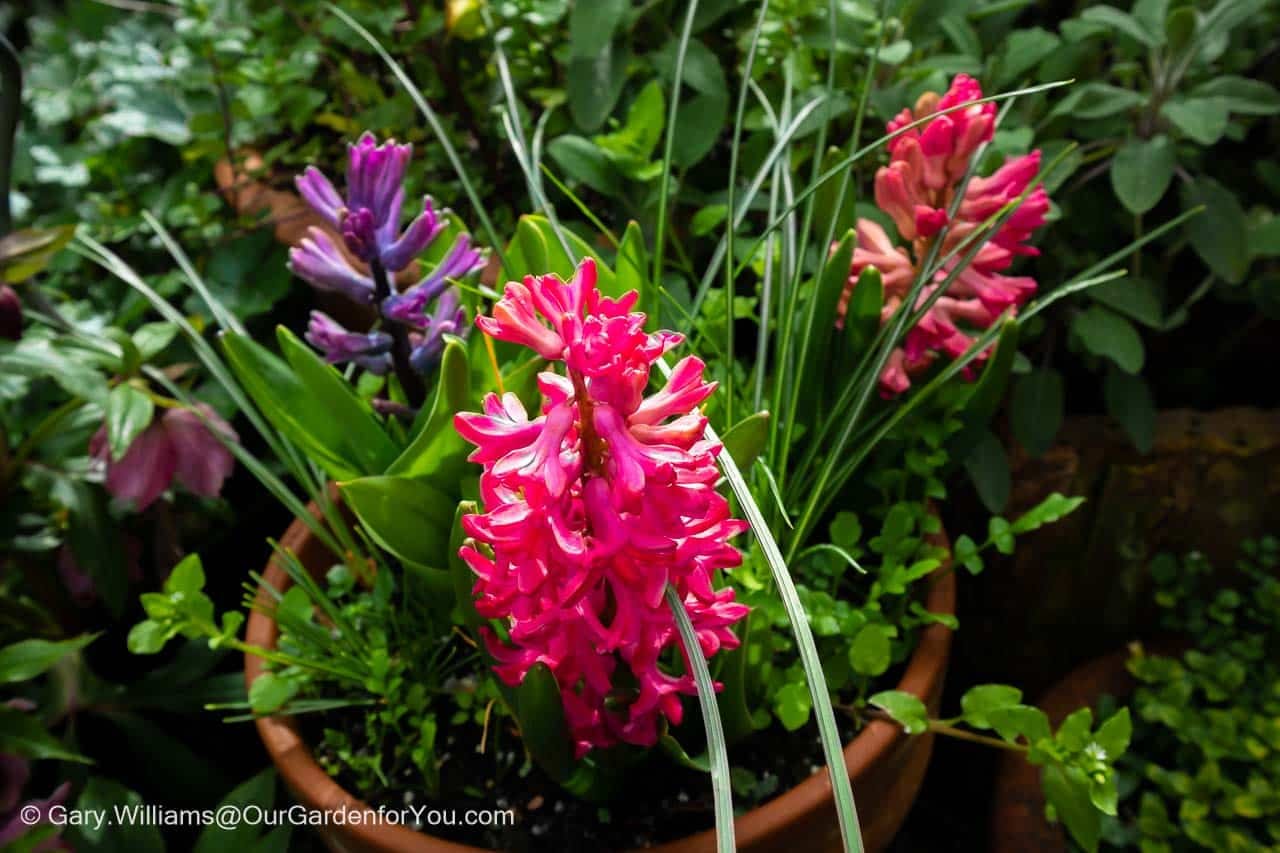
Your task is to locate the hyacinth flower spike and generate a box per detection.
[289,133,486,404]
[455,258,749,757]
[839,74,1051,395]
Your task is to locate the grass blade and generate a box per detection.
[658,358,865,853]
[651,0,701,287]
[327,4,508,273]
[666,585,735,853]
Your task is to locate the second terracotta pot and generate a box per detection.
[245,515,956,853]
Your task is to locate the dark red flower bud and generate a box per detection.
[0,286,22,341]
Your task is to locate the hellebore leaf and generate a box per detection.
[104,384,155,462]
[0,634,98,684]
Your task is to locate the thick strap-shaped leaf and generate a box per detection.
[277,326,400,475]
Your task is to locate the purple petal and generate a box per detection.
[305,311,394,374]
[381,234,483,327]
[379,195,444,272]
[295,167,344,229]
[102,422,177,511]
[346,134,411,232]
[0,754,30,815]
[287,228,375,303]
[0,782,70,849]
[163,406,238,499]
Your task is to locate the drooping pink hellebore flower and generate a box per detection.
[840,74,1050,395]
[454,258,750,758]
[90,404,238,510]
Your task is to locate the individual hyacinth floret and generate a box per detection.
[841,74,1051,395]
[454,258,750,757]
[288,132,486,378]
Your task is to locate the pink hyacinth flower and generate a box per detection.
[840,74,1050,395]
[455,258,749,757]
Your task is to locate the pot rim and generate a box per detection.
[245,513,956,852]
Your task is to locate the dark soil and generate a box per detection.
[313,708,862,852]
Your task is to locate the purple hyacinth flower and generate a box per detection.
[294,133,443,273]
[306,311,394,375]
[296,166,344,229]
[380,196,445,273]
[287,228,375,303]
[409,288,468,373]
[382,234,485,328]
[346,132,412,235]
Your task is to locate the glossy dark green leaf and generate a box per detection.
[1104,367,1156,453]
[193,769,277,853]
[221,332,361,480]
[720,411,769,472]
[869,690,929,735]
[387,336,471,488]
[1043,764,1102,853]
[1162,98,1228,145]
[1190,76,1280,116]
[515,662,575,782]
[801,229,856,418]
[1072,306,1145,372]
[849,623,894,676]
[995,27,1061,86]
[546,135,621,195]
[1011,368,1065,457]
[567,43,630,132]
[277,325,400,474]
[448,501,483,635]
[52,477,126,617]
[567,0,627,59]
[615,221,650,314]
[71,777,165,853]
[1081,5,1162,46]
[0,707,91,763]
[0,226,76,284]
[1181,178,1250,284]
[961,319,1020,427]
[0,340,109,405]
[339,476,454,569]
[1087,277,1164,328]
[0,634,98,684]
[104,384,155,461]
[1110,136,1175,215]
[963,428,1011,513]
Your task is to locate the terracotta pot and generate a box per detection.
[962,408,1280,696]
[989,646,1143,853]
[246,515,956,853]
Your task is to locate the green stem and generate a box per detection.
[0,34,21,235]
[370,259,426,408]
